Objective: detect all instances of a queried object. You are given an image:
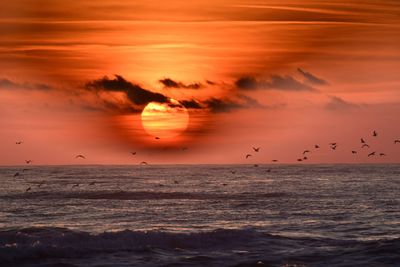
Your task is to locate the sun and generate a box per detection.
[141,99,189,139]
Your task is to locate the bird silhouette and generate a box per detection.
[362,144,370,148]
[155,137,160,140]
[373,130,378,137]
[331,146,337,150]
[303,156,308,160]
[394,140,400,144]
[75,155,86,159]
[131,152,136,155]
[245,154,252,159]
[254,164,259,167]
[89,181,96,186]
[25,160,32,164]
[315,145,320,149]
[140,161,148,165]
[14,172,20,177]
[230,170,237,174]
[329,143,337,146]
[253,147,260,152]
[361,138,366,144]
[25,187,31,192]
[303,150,310,154]
[271,159,278,162]
[351,151,357,154]
[368,152,376,157]
[16,141,23,145]
[297,158,303,162]
[379,153,386,157]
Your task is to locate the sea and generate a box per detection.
[0,164,399,267]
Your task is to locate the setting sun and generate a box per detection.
[141,99,189,139]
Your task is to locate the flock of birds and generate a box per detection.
[11,130,400,192]
[244,130,399,164]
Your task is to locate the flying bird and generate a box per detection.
[303,156,308,160]
[254,164,259,167]
[140,161,148,165]
[25,160,32,164]
[331,146,337,150]
[362,144,370,148]
[230,170,237,174]
[379,153,386,157]
[15,141,23,144]
[329,143,337,146]
[368,152,376,157]
[373,130,378,137]
[394,140,400,144]
[303,150,310,154]
[13,172,20,177]
[25,187,31,192]
[361,138,366,144]
[155,137,160,140]
[75,155,86,159]
[89,181,96,186]
[131,152,136,155]
[314,145,320,149]
[245,154,252,159]
[351,151,357,154]
[271,159,278,162]
[297,158,303,162]
[253,147,260,152]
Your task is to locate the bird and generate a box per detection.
[362,144,370,148]
[303,150,310,154]
[13,172,20,177]
[155,137,160,140]
[15,141,23,145]
[75,155,86,159]
[329,143,337,146]
[271,159,278,162]
[315,145,320,149]
[230,170,237,174]
[379,153,386,157]
[25,160,32,164]
[394,140,400,144]
[25,187,31,192]
[303,156,308,160]
[331,145,337,150]
[373,130,378,137]
[253,147,260,152]
[131,152,136,155]
[89,181,96,186]
[361,138,366,144]
[140,161,148,165]
[368,152,376,157]
[222,183,228,186]
[245,154,252,159]
[297,158,303,162]
[351,151,357,154]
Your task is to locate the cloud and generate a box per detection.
[203,95,262,113]
[0,78,52,91]
[297,68,328,85]
[180,99,203,109]
[159,78,202,89]
[86,75,169,106]
[235,74,316,92]
[325,96,360,111]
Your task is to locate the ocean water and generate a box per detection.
[0,164,399,267]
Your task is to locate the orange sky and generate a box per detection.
[1,0,400,165]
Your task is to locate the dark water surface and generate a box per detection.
[0,164,399,266]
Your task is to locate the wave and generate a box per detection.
[1,227,399,265]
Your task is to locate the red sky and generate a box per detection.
[1,0,400,165]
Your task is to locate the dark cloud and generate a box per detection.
[180,99,203,109]
[159,78,202,89]
[325,96,360,111]
[0,78,52,91]
[203,95,262,113]
[297,68,328,86]
[86,75,169,106]
[235,74,316,92]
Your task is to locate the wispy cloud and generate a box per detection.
[159,78,202,90]
[297,68,328,86]
[0,78,52,91]
[325,96,360,111]
[235,74,316,92]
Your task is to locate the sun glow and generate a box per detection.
[141,99,189,139]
